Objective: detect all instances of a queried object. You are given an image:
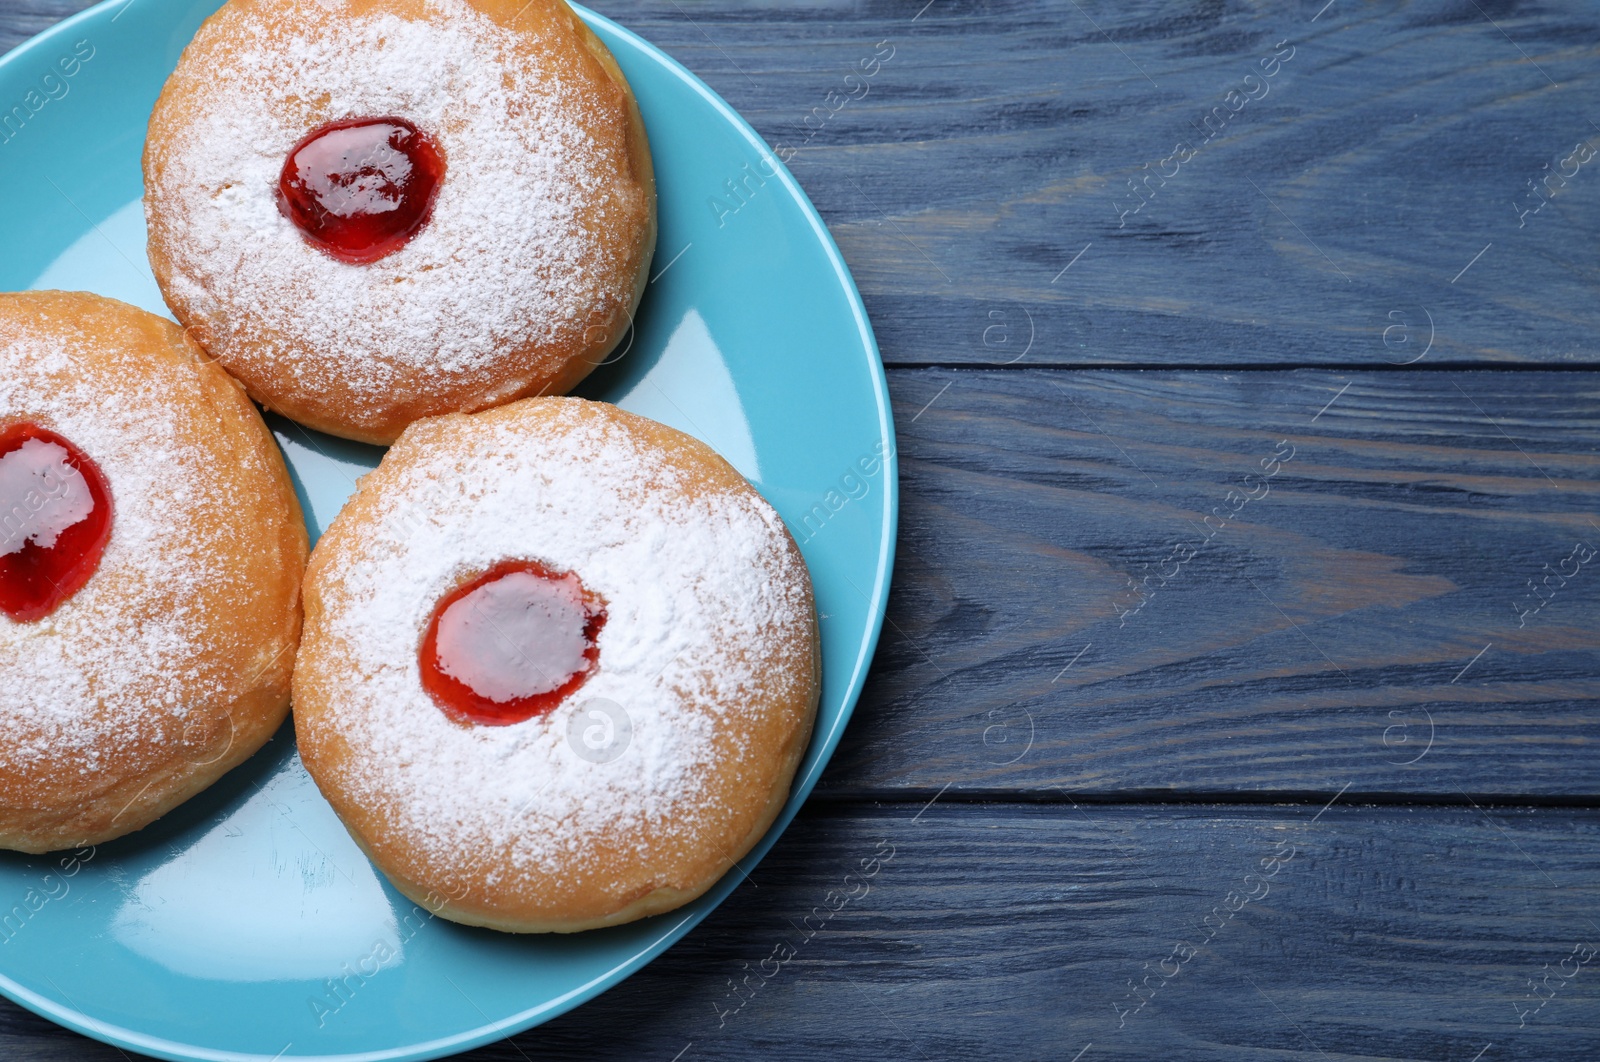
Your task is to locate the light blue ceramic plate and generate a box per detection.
[0,2,895,1058]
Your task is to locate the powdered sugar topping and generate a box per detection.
[309,405,812,887]
[149,0,637,410]
[0,439,94,552]
[0,314,270,778]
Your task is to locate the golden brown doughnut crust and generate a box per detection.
[144,0,656,445]
[0,292,307,853]
[294,399,819,931]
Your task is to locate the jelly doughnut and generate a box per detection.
[144,0,656,444]
[0,292,307,852]
[293,398,819,931]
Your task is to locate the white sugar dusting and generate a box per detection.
[311,405,811,886]
[0,439,94,552]
[150,0,635,409]
[435,572,591,699]
[0,315,260,777]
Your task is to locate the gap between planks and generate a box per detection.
[884,360,1600,373]
[802,790,1600,811]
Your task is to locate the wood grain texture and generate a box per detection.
[818,367,1600,799]
[5,803,1597,1062]
[484,803,1600,1062]
[586,0,1600,368]
[0,1,90,58]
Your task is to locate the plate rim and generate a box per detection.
[0,0,898,1059]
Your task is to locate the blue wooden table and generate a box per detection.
[4,1,1599,1059]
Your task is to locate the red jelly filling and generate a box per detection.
[0,423,113,622]
[276,116,445,264]
[421,560,606,726]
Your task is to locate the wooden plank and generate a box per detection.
[5,802,1596,1061]
[9,1,1600,367]
[818,367,1600,799]
[588,0,1600,368]
[0,1,87,58]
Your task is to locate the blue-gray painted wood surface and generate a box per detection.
[824,367,1600,801]
[2,804,1597,1062]
[3,1,1598,1060]
[583,0,1600,369]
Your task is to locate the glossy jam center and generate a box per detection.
[420,560,606,726]
[276,117,445,265]
[0,423,113,623]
